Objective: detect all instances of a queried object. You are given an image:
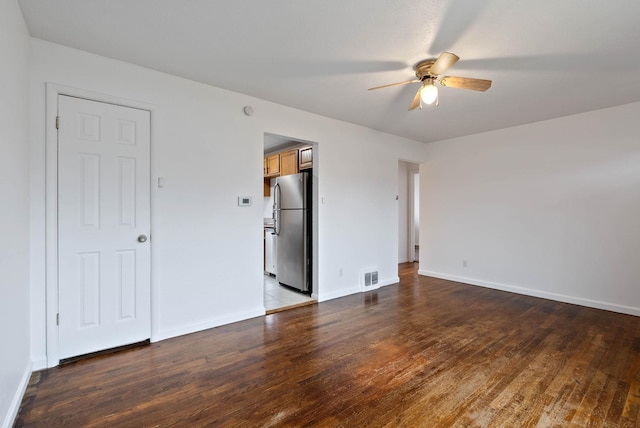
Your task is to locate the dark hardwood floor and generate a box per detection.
[16,263,640,427]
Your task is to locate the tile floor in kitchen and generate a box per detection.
[264,274,315,312]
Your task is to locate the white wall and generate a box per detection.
[29,39,426,365]
[0,1,31,426]
[419,102,640,316]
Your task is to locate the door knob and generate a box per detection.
[137,234,148,243]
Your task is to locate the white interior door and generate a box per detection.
[57,95,151,360]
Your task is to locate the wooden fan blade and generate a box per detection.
[430,52,460,76]
[368,79,419,91]
[408,87,422,111]
[440,76,492,91]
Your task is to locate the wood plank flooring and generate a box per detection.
[16,263,640,427]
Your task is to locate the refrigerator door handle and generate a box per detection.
[274,183,280,236]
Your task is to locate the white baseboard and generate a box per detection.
[318,276,400,302]
[152,275,401,342]
[418,270,640,317]
[317,286,361,303]
[151,307,265,342]
[380,276,399,287]
[2,361,32,428]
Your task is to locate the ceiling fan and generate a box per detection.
[368,52,491,111]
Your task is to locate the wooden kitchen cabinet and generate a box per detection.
[299,146,313,170]
[279,149,299,176]
[263,146,311,185]
[264,154,280,178]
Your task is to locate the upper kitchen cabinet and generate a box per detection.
[264,154,280,178]
[263,146,312,185]
[279,149,299,176]
[299,147,313,170]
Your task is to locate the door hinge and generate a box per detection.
[56,313,60,326]
[56,116,60,130]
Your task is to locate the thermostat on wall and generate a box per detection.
[238,196,252,206]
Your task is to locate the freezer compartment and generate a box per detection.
[276,209,309,292]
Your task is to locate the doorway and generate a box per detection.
[263,133,317,313]
[410,171,420,262]
[398,161,420,264]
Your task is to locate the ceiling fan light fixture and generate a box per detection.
[368,52,491,112]
[420,79,438,105]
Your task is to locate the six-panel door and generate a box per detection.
[57,95,151,360]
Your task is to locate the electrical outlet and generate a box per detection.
[339,268,343,277]
[462,260,468,268]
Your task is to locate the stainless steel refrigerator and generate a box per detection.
[273,172,311,293]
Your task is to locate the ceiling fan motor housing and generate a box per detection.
[414,59,437,80]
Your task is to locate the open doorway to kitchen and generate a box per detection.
[398,161,420,264]
[263,133,318,313]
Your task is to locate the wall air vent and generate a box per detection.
[361,267,380,292]
[364,272,372,286]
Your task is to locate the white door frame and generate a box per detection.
[45,83,157,367]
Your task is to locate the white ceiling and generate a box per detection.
[18,0,640,143]
[263,133,310,154]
